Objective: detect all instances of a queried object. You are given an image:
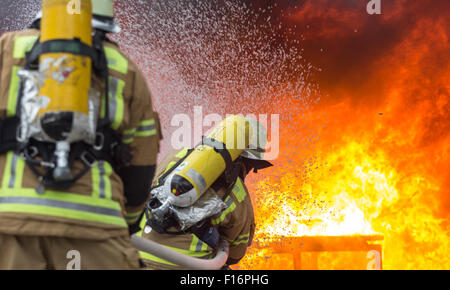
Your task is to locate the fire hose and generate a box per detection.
[131,234,230,270]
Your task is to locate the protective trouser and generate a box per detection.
[0,234,142,270]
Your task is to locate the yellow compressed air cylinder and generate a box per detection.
[38,0,92,140]
[165,115,252,207]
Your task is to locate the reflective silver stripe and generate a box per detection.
[224,196,234,208]
[108,77,118,123]
[122,133,135,141]
[195,238,204,252]
[136,124,156,133]
[8,154,19,188]
[122,128,136,144]
[186,168,207,194]
[0,196,123,217]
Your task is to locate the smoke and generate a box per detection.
[277,0,449,105]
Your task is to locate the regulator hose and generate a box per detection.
[131,234,230,270]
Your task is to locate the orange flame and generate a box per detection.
[234,2,449,270]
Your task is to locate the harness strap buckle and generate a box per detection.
[16,124,27,143]
[93,132,105,151]
[80,151,97,168]
[26,146,39,158]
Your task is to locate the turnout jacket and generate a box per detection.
[138,149,256,269]
[0,29,162,240]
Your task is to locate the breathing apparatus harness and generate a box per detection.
[0,30,132,192]
[144,136,271,249]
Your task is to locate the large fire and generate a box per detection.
[234,2,449,270]
[2,0,447,270]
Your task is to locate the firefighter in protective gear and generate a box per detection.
[0,0,162,270]
[137,117,272,269]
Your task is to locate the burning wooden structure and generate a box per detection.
[255,235,384,270]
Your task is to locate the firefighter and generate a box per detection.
[0,0,162,270]
[137,116,272,269]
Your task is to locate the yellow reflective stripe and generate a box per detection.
[91,165,100,197]
[139,213,147,230]
[0,189,122,210]
[139,250,177,266]
[13,35,38,59]
[201,240,208,251]
[122,128,136,144]
[1,152,26,189]
[189,235,199,252]
[0,189,127,227]
[111,78,125,130]
[190,235,209,252]
[232,178,247,203]
[139,119,155,126]
[189,234,211,253]
[229,233,250,246]
[104,46,128,74]
[175,148,189,158]
[125,211,143,224]
[91,161,113,199]
[140,234,212,266]
[14,158,25,189]
[211,196,236,226]
[156,161,175,185]
[102,77,126,130]
[229,239,249,246]
[123,120,157,140]
[121,118,157,143]
[163,161,177,175]
[13,154,25,188]
[2,152,14,188]
[104,162,113,200]
[123,128,136,135]
[7,66,21,117]
[135,119,156,137]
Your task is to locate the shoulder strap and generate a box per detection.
[25,39,98,69]
[156,148,194,186]
[201,136,242,185]
[92,29,111,128]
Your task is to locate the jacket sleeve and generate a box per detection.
[119,66,162,234]
[213,178,256,265]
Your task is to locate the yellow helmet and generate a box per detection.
[241,117,269,160]
[91,0,121,33]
